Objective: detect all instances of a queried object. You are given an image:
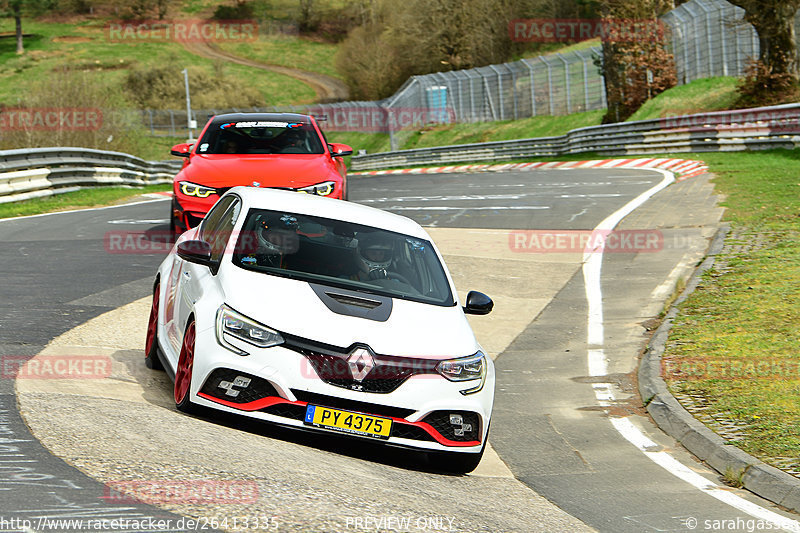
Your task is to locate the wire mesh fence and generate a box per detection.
[663,0,757,83]
[133,0,800,138]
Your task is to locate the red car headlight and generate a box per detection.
[179,181,217,198]
[296,181,336,196]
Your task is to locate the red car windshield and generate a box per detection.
[196,120,325,155]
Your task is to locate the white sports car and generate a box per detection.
[145,187,495,472]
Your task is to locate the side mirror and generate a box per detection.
[328,143,353,157]
[463,291,493,315]
[177,240,213,267]
[171,143,193,157]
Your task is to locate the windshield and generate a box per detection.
[232,209,455,307]
[196,120,325,155]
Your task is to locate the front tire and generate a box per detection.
[144,282,163,370]
[428,426,489,474]
[175,320,197,413]
[429,443,486,474]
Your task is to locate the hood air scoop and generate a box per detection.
[309,283,392,322]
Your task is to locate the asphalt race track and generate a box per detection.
[2,168,799,532]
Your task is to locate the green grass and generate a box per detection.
[661,149,800,466]
[218,34,341,79]
[0,184,171,219]
[401,110,605,150]
[627,77,740,122]
[0,19,315,107]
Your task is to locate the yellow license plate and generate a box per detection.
[304,405,392,439]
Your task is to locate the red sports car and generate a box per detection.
[169,113,352,233]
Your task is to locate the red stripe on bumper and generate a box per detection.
[197,392,481,447]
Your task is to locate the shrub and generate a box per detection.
[736,57,800,108]
[213,1,254,20]
[123,62,263,109]
[0,70,151,155]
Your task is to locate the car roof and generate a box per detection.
[208,113,314,124]
[228,187,429,239]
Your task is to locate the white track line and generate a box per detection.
[0,197,169,223]
[582,169,800,531]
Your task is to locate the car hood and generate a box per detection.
[180,154,336,188]
[221,268,479,359]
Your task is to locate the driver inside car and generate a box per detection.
[353,232,400,282]
[253,214,301,269]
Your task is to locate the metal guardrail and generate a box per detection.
[349,103,800,170]
[0,147,182,204]
[4,103,799,201]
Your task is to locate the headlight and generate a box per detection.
[179,181,217,198]
[436,352,487,395]
[297,181,336,196]
[215,305,284,356]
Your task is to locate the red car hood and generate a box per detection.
[179,154,338,189]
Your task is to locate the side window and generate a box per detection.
[200,196,241,265]
[200,196,236,241]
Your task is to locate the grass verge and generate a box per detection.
[659,150,800,472]
[0,184,171,220]
[627,77,740,121]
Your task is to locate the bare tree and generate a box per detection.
[598,0,676,123]
[727,0,800,81]
[393,0,512,73]
[299,0,314,31]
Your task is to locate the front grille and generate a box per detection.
[200,368,278,404]
[282,334,438,394]
[290,390,416,419]
[391,423,436,442]
[261,402,307,420]
[422,411,480,442]
[304,354,414,393]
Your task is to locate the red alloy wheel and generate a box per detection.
[174,321,196,406]
[145,286,159,356]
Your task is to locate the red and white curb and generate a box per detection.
[351,158,708,182]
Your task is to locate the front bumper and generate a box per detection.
[172,180,346,232]
[189,323,494,453]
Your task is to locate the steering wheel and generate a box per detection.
[386,272,414,286]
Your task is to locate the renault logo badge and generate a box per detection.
[347,347,375,382]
